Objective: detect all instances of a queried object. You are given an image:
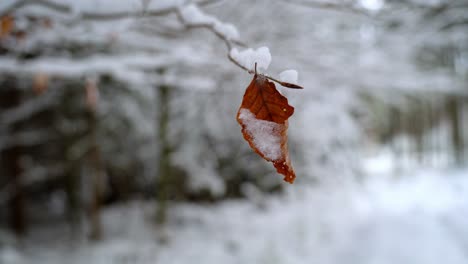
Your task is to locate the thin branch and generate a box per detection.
[440,19,468,31]
[175,11,246,67]
[0,0,220,20]
[0,88,58,126]
[1,0,70,18]
[176,8,303,89]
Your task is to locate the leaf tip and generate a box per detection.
[280,82,304,89]
[285,177,295,184]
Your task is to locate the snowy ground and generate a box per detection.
[1,165,468,264]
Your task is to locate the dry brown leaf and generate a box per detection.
[237,74,296,183]
[0,15,14,39]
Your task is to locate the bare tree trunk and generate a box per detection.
[156,85,171,225]
[1,86,26,236]
[423,98,433,166]
[414,100,424,164]
[88,110,103,240]
[65,165,81,235]
[447,96,463,166]
[430,95,444,167]
[5,145,25,235]
[390,107,401,169]
[462,98,468,163]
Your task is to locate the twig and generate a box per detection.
[176,8,303,89]
[0,0,221,20]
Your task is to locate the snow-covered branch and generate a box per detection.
[176,4,303,88]
[280,0,373,15]
[0,129,54,150]
[0,87,59,126]
[0,0,221,20]
[1,0,303,88]
[0,163,66,206]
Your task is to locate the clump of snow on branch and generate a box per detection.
[230,47,271,72]
[238,109,282,161]
[279,69,298,84]
[213,23,239,41]
[359,0,385,12]
[178,4,216,24]
[178,4,239,40]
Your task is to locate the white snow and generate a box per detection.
[178,4,217,25]
[15,0,186,18]
[229,47,271,72]
[213,22,240,40]
[359,0,385,11]
[238,109,282,161]
[279,69,299,84]
[1,1,468,263]
[2,167,467,264]
[179,4,239,40]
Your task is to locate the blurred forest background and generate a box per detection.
[0,0,467,263]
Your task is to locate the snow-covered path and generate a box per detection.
[1,168,467,264]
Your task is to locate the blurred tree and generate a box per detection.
[0,83,25,235]
[0,0,467,240]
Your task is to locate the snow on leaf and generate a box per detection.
[279,69,298,84]
[238,109,283,161]
[237,74,296,183]
[230,47,271,72]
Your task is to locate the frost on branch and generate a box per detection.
[237,74,296,183]
[229,47,271,72]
